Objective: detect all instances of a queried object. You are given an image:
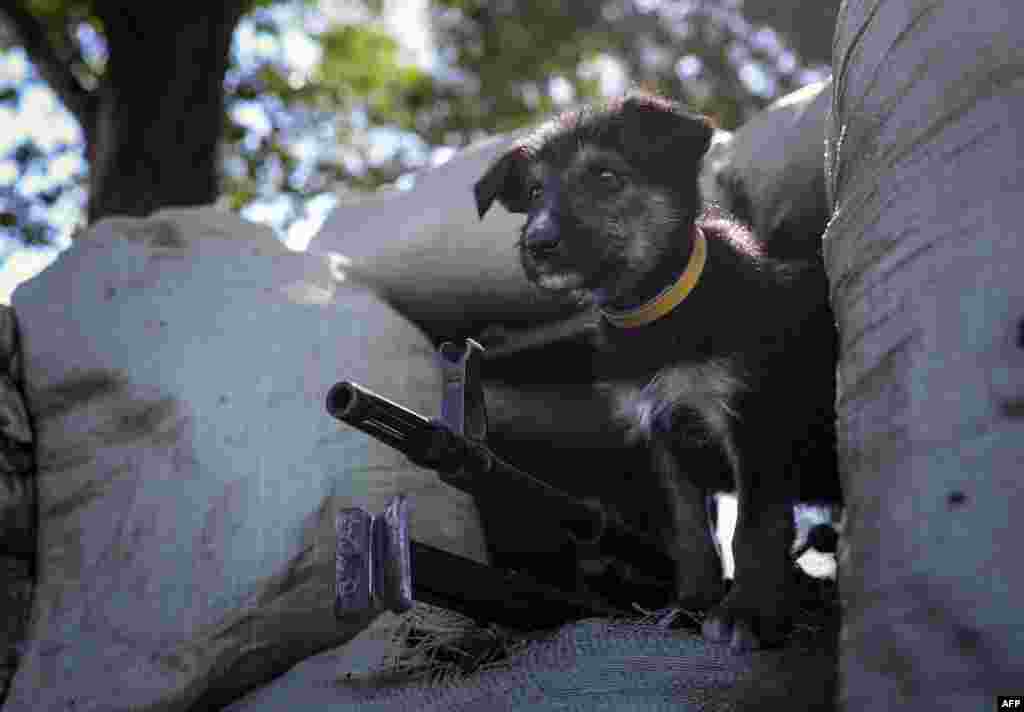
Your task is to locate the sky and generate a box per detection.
[0,47,80,301]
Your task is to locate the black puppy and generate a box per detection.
[474,93,839,650]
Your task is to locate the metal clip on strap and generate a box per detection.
[438,338,487,442]
[335,495,413,621]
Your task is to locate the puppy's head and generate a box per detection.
[475,92,714,305]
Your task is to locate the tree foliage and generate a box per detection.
[0,0,833,250]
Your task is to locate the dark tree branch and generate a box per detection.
[0,0,97,130]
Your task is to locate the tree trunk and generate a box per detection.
[825,2,1024,710]
[87,3,246,222]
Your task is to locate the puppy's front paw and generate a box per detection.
[701,583,793,651]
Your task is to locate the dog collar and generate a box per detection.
[600,226,707,329]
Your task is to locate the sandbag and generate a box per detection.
[824,2,1024,709]
[314,81,832,346]
[702,79,831,259]
[225,617,837,712]
[5,207,488,712]
[312,134,576,341]
[0,304,35,702]
[0,305,34,559]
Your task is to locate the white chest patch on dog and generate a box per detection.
[607,358,746,470]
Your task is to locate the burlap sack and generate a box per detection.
[4,207,487,711]
[313,135,576,341]
[825,1,1024,709]
[702,79,831,259]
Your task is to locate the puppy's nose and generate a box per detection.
[524,230,560,256]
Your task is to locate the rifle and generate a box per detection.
[326,339,675,630]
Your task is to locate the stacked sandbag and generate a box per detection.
[311,84,831,349]
[224,618,838,712]
[0,305,35,702]
[313,134,577,342]
[824,2,1024,709]
[702,78,831,259]
[4,207,488,712]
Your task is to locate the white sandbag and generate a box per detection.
[312,134,576,340]
[702,79,831,259]
[5,207,487,712]
[313,89,821,344]
[824,2,1024,709]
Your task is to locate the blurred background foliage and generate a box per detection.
[0,0,835,255]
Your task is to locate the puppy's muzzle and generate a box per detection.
[524,235,560,259]
[521,225,561,259]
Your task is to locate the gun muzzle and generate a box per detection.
[328,380,676,578]
[326,381,433,454]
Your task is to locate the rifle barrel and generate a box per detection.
[327,380,676,578]
[326,381,432,454]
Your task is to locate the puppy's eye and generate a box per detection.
[596,169,622,190]
[528,185,543,202]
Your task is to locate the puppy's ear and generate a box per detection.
[617,93,714,162]
[474,148,531,219]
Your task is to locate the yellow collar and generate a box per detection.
[600,226,707,329]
